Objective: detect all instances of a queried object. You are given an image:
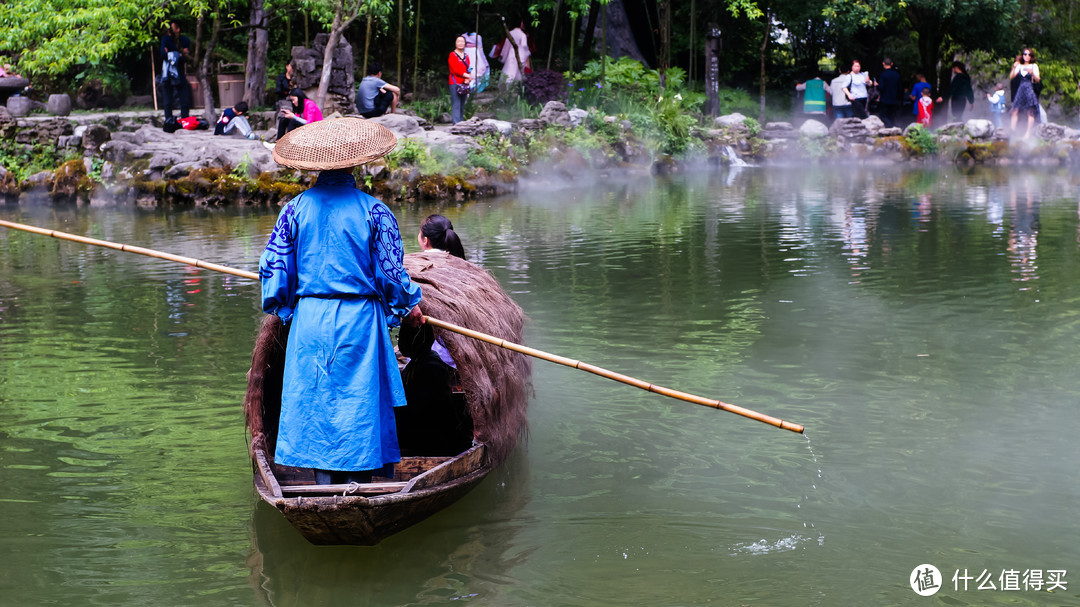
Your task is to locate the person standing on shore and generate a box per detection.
[876,58,902,127]
[160,20,192,125]
[830,65,854,119]
[795,73,831,121]
[1009,48,1041,138]
[936,61,974,122]
[448,36,473,124]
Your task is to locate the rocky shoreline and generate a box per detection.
[3,102,1080,208]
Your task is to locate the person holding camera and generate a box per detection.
[275,89,323,141]
[448,36,473,124]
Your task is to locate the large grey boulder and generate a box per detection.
[101,140,136,163]
[762,122,796,140]
[568,108,589,128]
[482,119,513,136]
[82,124,112,152]
[1037,122,1066,142]
[965,119,994,140]
[715,112,749,128]
[369,113,421,137]
[861,115,885,136]
[936,122,966,137]
[449,116,498,137]
[830,117,871,140]
[799,119,829,138]
[407,129,479,161]
[539,101,572,127]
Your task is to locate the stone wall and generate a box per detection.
[290,34,354,115]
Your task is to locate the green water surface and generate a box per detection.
[1,167,1078,606]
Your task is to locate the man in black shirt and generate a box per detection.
[876,58,902,128]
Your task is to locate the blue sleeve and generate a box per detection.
[259,202,300,323]
[369,203,422,326]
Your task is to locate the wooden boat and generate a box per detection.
[252,444,492,545]
[245,251,531,546]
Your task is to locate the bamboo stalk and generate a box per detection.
[0,219,804,434]
[424,316,804,434]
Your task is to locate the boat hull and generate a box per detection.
[252,444,492,545]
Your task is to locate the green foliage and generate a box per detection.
[0,1,166,76]
[466,134,521,174]
[654,94,699,155]
[742,116,761,137]
[715,87,759,117]
[0,141,66,182]
[904,124,939,156]
[231,153,253,179]
[384,137,444,174]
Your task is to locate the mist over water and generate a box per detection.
[2,166,1079,605]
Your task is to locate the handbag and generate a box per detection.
[456,84,471,96]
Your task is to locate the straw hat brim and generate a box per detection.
[272,117,398,170]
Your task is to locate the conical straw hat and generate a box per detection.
[272,117,398,170]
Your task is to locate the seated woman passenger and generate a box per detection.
[395,322,473,456]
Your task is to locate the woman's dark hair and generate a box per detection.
[289,88,308,113]
[1020,48,1036,64]
[421,214,466,259]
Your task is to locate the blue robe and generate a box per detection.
[259,171,422,472]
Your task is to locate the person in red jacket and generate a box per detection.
[448,35,473,124]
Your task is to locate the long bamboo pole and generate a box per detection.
[0,219,258,280]
[424,316,802,433]
[0,219,804,434]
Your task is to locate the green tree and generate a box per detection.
[824,0,1020,90]
[0,0,167,76]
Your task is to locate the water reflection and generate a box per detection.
[1008,176,1040,285]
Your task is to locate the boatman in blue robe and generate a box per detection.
[259,117,422,486]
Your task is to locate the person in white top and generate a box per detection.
[843,60,875,119]
[498,23,532,83]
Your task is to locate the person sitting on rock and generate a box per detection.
[275,88,323,141]
[214,100,256,139]
[356,61,400,118]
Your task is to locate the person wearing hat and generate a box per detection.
[259,117,423,485]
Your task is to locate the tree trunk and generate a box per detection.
[547,0,562,70]
[689,0,695,83]
[759,8,770,124]
[198,15,222,123]
[397,0,403,83]
[601,5,607,87]
[658,0,670,89]
[362,13,372,78]
[244,0,269,107]
[413,0,420,94]
[569,14,577,71]
[317,10,352,111]
[581,1,600,64]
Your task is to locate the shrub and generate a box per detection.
[904,124,939,156]
[524,69,567,105]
